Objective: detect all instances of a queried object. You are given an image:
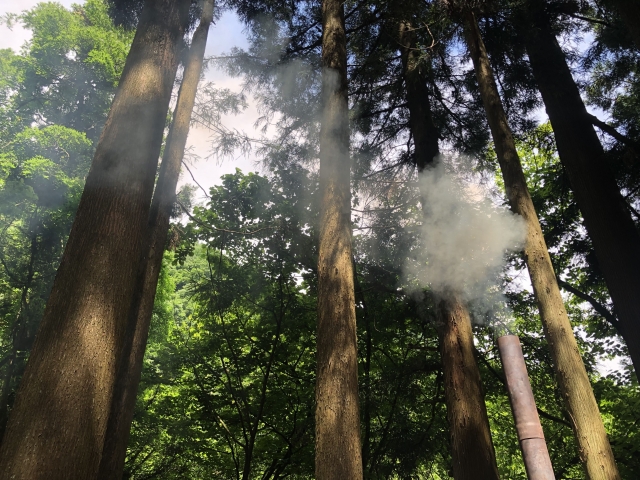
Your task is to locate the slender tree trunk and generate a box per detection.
[0,356,15,441]
[242,283,284,480]
[0,1,191,478]
[399,22,500,480]
[463,9,621,480]
[97,2,215,478]
[522,3,640,377]
[315,0,363,477]
[0,229,37,440]
[608,0,640,49]
[353,261,372,477]
[398,22,440,172]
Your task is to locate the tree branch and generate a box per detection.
[588,113,640,158]
[176,200,274,236]
[180,160,211,198]
[556,279,621,334]
[566,13,615,28]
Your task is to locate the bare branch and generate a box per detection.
[556,278,621,334]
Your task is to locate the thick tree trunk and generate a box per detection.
[437,295,501,480]
[522,4,640,378]
[399,22,500,480]
[463,9,621,480]
[608,0,640,49]
[0,1,191,478]
[97,2,215,478]
[315,0,363,477]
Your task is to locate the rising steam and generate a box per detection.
[404,160,526,323]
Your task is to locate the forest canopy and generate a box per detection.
[0,0,639,479]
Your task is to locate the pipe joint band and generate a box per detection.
[516,421,545,442]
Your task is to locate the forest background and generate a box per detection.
[1,0,262,191]
[0,0,639,478]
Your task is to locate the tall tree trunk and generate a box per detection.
[97,2,215,478]
[607,0,640,49]
[0,1,191,478]
[353,261,372,476]
[0,356,15,442]
[0,228,38,441]
[463,9,621,480]
[399,22,500,480]
[522,3,640,377]
[399,22,440,173]
[437,295,500,480]
[315,0,363,477]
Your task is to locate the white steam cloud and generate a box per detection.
[404,161,526,323]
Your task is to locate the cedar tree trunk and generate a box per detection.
[0,356,14,442]
[315,0,363,477]
[399,22,500,480]
[0,1,191,478]
[463,9,620,480]
[97,1,215,478]
[437,294,500,480]
[523,3,640,378]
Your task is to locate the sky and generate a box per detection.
[0,0,265,199]
[0,1,628,375]
[0,1,605,195]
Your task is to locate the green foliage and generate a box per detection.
[1,0,133,142]
[483,122,640,476]
[126,170,319,478]
[0,125,94,430]
[128,171,452,478]
[0,1,638,479]
[0,0,131,433]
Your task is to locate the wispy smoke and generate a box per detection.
[404,160,526,324]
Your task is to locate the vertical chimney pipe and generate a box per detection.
[497,335,556,480]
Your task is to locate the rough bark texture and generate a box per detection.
[399,22,500,480]
[522,3,640,378]
[463,9,621,480]
[97,2,214,478]
[437,295,501,480]
[0,1,190,478]
[315,0,363,477]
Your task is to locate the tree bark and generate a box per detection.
[353,260,372,477]
[522,3,640,378]
[399,22,500,480]
[437,295,501,480]
[315,0,363,477]
[0,356,15,442]
[398,22,440,172]
[463,8,621,480]
[0,1,191,478]
[97,2,215,478]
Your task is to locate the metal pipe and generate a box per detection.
[497,335,556,480]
